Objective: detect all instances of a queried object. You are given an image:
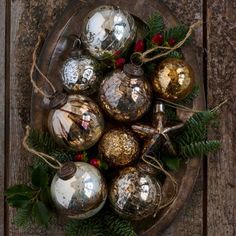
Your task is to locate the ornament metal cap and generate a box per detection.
[123,63,144,77]
[137,162,159,176]
[154,102,165,113]
[49,92,68,109]
[57,162,77,180]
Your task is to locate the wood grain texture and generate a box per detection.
[7,0,69,235]
[207,0,236,235]
[0,0,6,235]
[161,0,204,235]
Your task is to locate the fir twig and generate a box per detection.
[180,140,220,158]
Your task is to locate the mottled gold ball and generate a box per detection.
[99,64,152,122]
[152,58,194,101]
[99,129,140,167]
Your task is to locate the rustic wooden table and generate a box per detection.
[0,0,235,235]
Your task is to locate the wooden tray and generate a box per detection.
[31,0,205,235]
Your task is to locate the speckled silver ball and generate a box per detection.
[61,55,101,95]
[51,162,107,219]
[81,5,137,59]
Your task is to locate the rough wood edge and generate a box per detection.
[0,0,6,235]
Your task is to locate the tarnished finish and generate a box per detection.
[132,102,183,156]
[51,162,107,219]
[81,5,137,59]
[152,58,194,101]
[61,54,102,95]
[99,64,152,122]
[57,162,77,180]
[99,128,140,167]
[109,163,162,220]
[48,94,104,150]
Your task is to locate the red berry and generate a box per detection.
[168,37,176,47]
[152,33,164,45]
[74,153,84,161]
[115,58,126,69]
[134,39,145,52]
[90,158,101,168]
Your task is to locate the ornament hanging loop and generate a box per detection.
[23,126,62,169]
[30,35,57,98]
[141,154,178,216]
[130,52,144,67]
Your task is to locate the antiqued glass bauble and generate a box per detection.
[81,5,137,59]
[51,162,107,219]
[152,58,194,101]
[99,128,140,167]
[99,64,152,122]
[109,162,162,220]
[61,54,102,95]
[48,94,104,150]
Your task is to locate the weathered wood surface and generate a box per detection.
[0,0,6,235]
[207,0,236,236]
[1,0,235,235]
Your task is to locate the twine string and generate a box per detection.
[156,98,228,113]
[131,21,202,65]
[141,154,178,216]
[30,35,56,98]
[23,126,62,169]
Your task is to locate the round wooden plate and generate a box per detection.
[31,0,205,235]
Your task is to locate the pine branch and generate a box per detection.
[177,111,217,145]
[104,211,137,236]
[166,50,183,59]
[180,140,220,158]
[164,25,191,44]
[146,13,165,37]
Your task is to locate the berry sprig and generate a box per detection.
[74,151,108,170]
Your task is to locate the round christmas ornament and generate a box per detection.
[99,63,152,122]
[48,93,104,150]
[109,162,162,220]
[152,58,194,101]
[99,128,140,167]
[81,5,137,59]
[51,162,107,219]
[61,53,102,95]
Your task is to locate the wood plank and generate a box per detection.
[161,0,204,235]
[207,0,236,235]
[8,0,69,235]
[0,0,6,235]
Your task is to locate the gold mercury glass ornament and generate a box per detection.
[48,93,104,151]
[152,58,194,101]
[99,64,152,122]
[109,162,162,220]
[51,161,107,219]
[81,5,137,59]
[98,128,140,167]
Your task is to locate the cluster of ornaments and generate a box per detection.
[46,5,195,221]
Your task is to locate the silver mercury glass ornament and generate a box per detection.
[81,5,137,59]
[61,49,102,95]
[109,162,162,220]
[51,162,107,219]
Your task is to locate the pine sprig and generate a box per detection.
[180,140,220,158]
[146,13,165,37]
[164,25,191,44]
[64,208,137,236]
[177,110,217,146]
